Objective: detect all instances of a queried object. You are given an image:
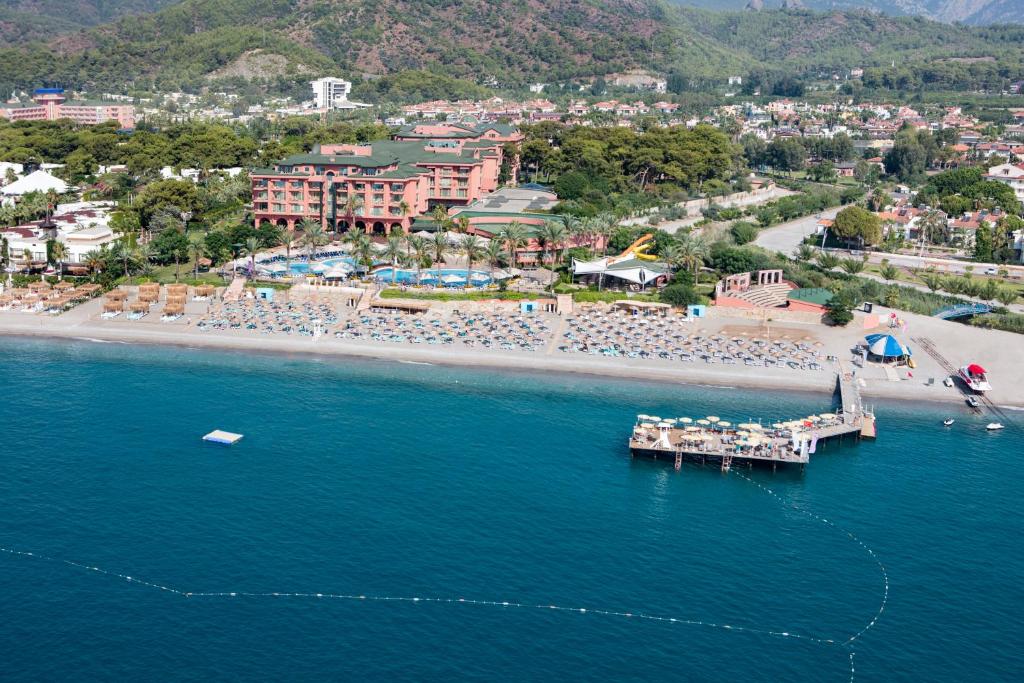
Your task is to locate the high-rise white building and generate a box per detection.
[310,77,353,110]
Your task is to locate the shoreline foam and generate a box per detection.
[3,313,1017,410]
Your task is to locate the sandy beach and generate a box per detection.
[3,290,1023,411]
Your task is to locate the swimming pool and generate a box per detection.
[285,257,358,275]
[373,268,493,286]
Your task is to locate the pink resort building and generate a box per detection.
[252,122,524,234]
[0,88,135,128]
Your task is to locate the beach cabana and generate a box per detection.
[864,334,912,365]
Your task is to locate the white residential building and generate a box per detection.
[310,77,354,110]
[986,163,1024,203]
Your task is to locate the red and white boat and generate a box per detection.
[958,364,992,393]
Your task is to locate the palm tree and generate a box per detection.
[341,193,363,233]
[660,243,684,282]
[348,231,375,274]
[432,205,452,233]
[277,225,295,274]
[383,233,405,285]
[794,244,815,262]
[879,259,899,283]
[112,239,142,284]
[407,234,428,284]
[299,220,327,268]
[188,235,206,281]
[244,236,261,278]
[83,249,106,281]
[994,287,1018,306]
[815,251,840,270]
[460,235,486,289]
[594,212,617,256]
[431,231,449,269]
[920,272,943,293]
[454,215,471,235]
[676,234,709,279]
[498,221,528,269]
[841,258,865,275]
[483,239,506,284]
[49,240,68,280]
[537,220,567,290]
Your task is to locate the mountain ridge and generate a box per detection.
[0,0,1020,96]
[675,0,1024,24]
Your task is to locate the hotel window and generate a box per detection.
[370,208,383,217]
[309,204,321,213]
[390,194,403,204]
[290,204,302,213]
[365,168,378,176]
[290,192,303,200]
[439,179,452,188]
[390,183,404,192]
[255,203,268,211]
[458,180,468,188]
[372,183,384,191]
[373,194,385,204]
[272,203,284,212]
[354,183,365,191]
[273,192,284,200]
[389,206,402,215]
[273,180,285,188]
[456,190,467,198]
[290,181,303,189]
[441,189,451,197]
[458,167,470,174]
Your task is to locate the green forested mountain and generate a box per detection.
[674,1,1024,25]
[0,0,1020,97]
[0,1,177,43]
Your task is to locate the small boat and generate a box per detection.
[943,377,954,388]
[966,397,980,408]
[943,418,955,426]
[986,423,1004,431]
[958,364,992,393]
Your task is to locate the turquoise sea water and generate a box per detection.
[0,337,1021,682]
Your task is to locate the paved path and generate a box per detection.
[754,206,847,254]
[848,270,1024,315]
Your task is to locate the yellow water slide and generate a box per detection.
[616,233,659,261]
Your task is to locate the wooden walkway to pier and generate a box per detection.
[629,369,876,472]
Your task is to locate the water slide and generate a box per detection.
[615,233,659,262]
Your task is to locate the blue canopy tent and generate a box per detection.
[864,334,912,365]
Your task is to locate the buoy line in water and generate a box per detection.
[731,470,890,683]
[0,474,884,682]
[731,471,889,646]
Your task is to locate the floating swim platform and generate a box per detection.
[202,430,244,445]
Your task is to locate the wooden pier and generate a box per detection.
[629,370,876,472]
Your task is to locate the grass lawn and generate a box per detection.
[143,257,224,285]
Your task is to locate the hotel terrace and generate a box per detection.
[252,122,523,234]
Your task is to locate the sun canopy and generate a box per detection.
[571,257,665,285]
[865,333,912,358]
[966,363,986,375]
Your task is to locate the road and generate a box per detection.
[755,205,1024,282]
[754,205,846,254]
[854,271,1024,314]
